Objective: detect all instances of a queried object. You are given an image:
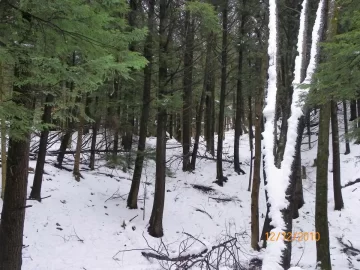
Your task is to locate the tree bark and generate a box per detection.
[0,62,12,199]
[127,0,154,209]
[148,0,169,238]
[57,130,72,166]
[182,2,195,172]
[89,120,98,171]
[234,9,245,175]
[342,101,350,154]
[204,33,216,156]
[251,85,262,251]
[29,94,53,201]
[190,88,205,171]
[247,95,253,191]
[73,103,84,182]
[350,100,356,121]
[0,76,32,270]
[316,102,332,270]
[330,100,344,210]
[215,0,228,186]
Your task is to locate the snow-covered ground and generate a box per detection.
[1,129,359,270]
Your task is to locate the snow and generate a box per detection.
[0,125,358,269]
[262,1,326,269]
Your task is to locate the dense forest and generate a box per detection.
[0,0,360,269]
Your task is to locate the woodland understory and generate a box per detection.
[0,0,360,270]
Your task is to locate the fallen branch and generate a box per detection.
[342,179,360,188]
[191,184,215,194]
[209,197,233,203]
[194,208,212,219]
[141,248,208,262]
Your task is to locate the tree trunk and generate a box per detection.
[127,0,154,209]
[357,99,360,128]
[182,2,194,172]
[89,120,98,171]
[57,130,72,166]
[330,100,344,210]
[190,88,205,170]
[316,102,332,270]
[204,33,216,156]
[251,88,262,251]
[350,100,356,121]
[292,118,305,219]
[234,11,245,175]
[0,68,32,269]
[148,0,169,238]
[247,95,253,191]
[342,101,350,154]
[1,118,6,199]
[29,94,53,201]
[0,62,12,199]
[73,110,84,182]
[215,0,228,186]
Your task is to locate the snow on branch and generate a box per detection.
[262,0,326,269]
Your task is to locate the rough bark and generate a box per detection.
[89,121,98,170]
[316,102,332,270]
[215,0,228,186]
[204,33,216,156]
[148,0,169,238]
[0,74,32,270]
[57,130,72,166]
[29,94,53,201]
[342,101,350,154]
[234,8,245,175]
[292,118,305,219]
[182,2,194,172]
[247,95,253,191]
[0,62,12,198]
[330,100,344,210]
[350,100,356,121]
[73,105,84,182]
[127,0,154,209]
[190,88,205,171]
[251,85,262,251]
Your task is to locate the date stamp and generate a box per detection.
[265,232,320,242]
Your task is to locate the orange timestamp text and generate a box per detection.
[265,232,320,242]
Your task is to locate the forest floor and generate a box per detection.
[2,130,360,270]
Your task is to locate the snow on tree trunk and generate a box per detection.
[262,0,325,269]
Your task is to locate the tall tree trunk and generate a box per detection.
[127,0,155,209]
[190,88,206,170]
[73,101,85,182]
[215,0,228,186]
[0,62,12,199]
[247,95,253,191]
[350,100,356,121]
[182,2,194,172]
[0,74,32,270]
[148,0,169,238]
[316,1,333,266]
[29,94,54,201]
[316,102,332,270]
[292,118,305,219]
[1,118,6,199]
[342,101,350,154]
[89,120,98,170]
[234,9,245,175]
[357,99,360,128]
[57,130,72,167]
[330,100,344,210]
[251,83,262,251]
[204,33,216,156]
